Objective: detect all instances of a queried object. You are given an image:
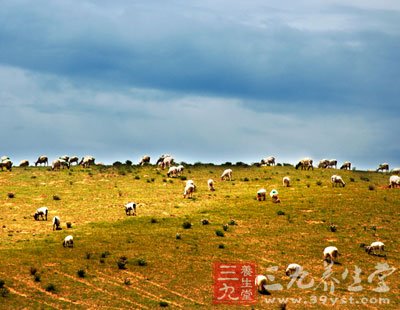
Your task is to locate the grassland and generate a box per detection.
[0,164,399,309]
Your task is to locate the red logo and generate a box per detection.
[213,262,257,304]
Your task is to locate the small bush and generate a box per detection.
[134,175,140,180]
[180,176,187,181]
[34,274,41,282]
[350,178,355,182]
[218,244,225,249]
[222,224,229,231]
[137,258,147,266]
[101,251,111,258]
[0,287,9,297]
[368,185,375,191]
[66,222,72,228]
[182,221,192,229]
[175,233,181,240]
[124,278,131,286]
[100,258,105,264]
[201,219,210,225]
[277,210,285,216]
[215,230,225,237]
[45,283,56,293]
[306,183,310,188]
[117,257,128,270]
[30,267,38,276]
[77,269,86,278]
[243,177,249,182]
[159,301,169,307]
[360,176,370,182]
[316,181,322,186]
[0,280,4,288]
[125,160,132,166]
[7,193,15,199]
[228,219,237,226]
[150,218,158,224]
[113,161,123,167]
[53,195,61,201]
[329,224,337,232]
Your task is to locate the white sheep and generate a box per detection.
[183,183,195,198]
[318,159,330,169]
[19,160,29,167]
[391,168,400,175]
[0,159,13,171]
[69,156,79,165]
[256,188,266,201]
[176,165,184,174]
[270,189,280,203]
[328,159,337,169]
[282,176,290,187]
[340,161,351,170]
[52,216,61,230]
[220,168,233,181]
[377,163,389,172]
[167,166,179,177]
[389,175,400,188]
[34,207,48,221]
[365,241,385,255]
[35,155,48,166]
[79,156,95,168]
[52,158,69,170]
[295,158,313,170]
[323,246,340,263]
[331,175,345,187]
[254,275,268,293]
[124,202,137,216]
[63,235,74,248]
[139,155,151,165]
[285,263,303,278]
[207,179,215,191]
[261,156,275,166]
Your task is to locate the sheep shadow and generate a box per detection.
[368,253,387,258]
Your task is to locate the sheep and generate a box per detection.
[270,189,280,203]
[35,155,48,166]
[124,202,137,216]
[295,158,313,170]
[389,175,400,188]
[139,155,150,165]
[220,168,233,181]
[51,158,69,170]
[282,176,290,187]
[183,183,195,198]
[34,206,48,221]
[340,161,351,170]
[261,156,275,166]
[156,154,170,165]
[377,163,389,172]
[156,154,173,169]
[364,241,385,255]
[0,159,13,171]
[256,188,266,201]
[318,159,330,169]
[69,156,79,165]
[63,235,74,248]
[331,175,345,187]
[19,160,29,167]
[391,167,400,175]
[59,155,69,162]
[167,166,179,177]
[207,179,215,191]
[285,263,303,278]
[323,246,340,263]
[328,159,337,169]
[254,275,268,293]
[52,216,61,230]
[176,165,184,174]
[79,156,95,168]
[0,156,9,161]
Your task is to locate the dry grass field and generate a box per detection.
[0,163,399,309]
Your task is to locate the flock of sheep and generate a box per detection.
[2,153,399,292]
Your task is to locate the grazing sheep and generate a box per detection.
[167,166,179,178]
[0,159,13,171]
[377,163,389,172]
[295,158,313,170]
[282,176,290,187]
[323,246,340,263]
[139,155,150,165]
[261,156,275,166]
[79,156,95,168]
[156,154,173,169]
[331,175,345,187]
[34,207,48,221]
[35,155,48,166]
[389,175,400,188]
[318,159,330,169]
[207,179,215,191]
[256,188,266,201]
[124,202,137,216]
[391,168,400,175]
[52,216,61,230]
[270,189,280,203]
[183,183,195,198]
[340,161,352,170]
[176,165,184,174]
[220,168,233,181]
[59,155,69,162]
[255,275,268,293]
[19,160,29,167]
[364,241,385,255]
[69,156,79,165]
[63,235,74,248]
[285,263,303,278]
[51,159,69,170]
[0,156,10,161]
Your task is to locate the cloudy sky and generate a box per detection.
[1,0,399,169]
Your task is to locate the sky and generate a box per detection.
[0,0,399,170]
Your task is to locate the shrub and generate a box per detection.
[0,287,9,297]
[350,178,355,182]
[137,258,147,266]
[34,274,41,282]
[175,233,181,240]
[222,224,229,231]
[316,180,322,186]
[360,176,370,182]
[0,280,4,288]
[182,221,192,229]
[101,251,111,258]
[45,283,56,293]
[113,161,123,167]
[150,218,158,224]
[228,219,237,226]
[368,185,375,191]
[218,244,225,249]
[243,177,249,182]
[201,219,209,225]
[306,183,310,188]
[134,175,140,180]
[117,257,128,270]
[124,278,131,286]
[329,224,337,232]
[66,222,72,228]
[30,267,38,276]
[7,193,14,199]
[125,160,132,166]
[77,269,86,278]
[215,230,225,237]
[159,301,169,307]
[180,176,187,181]
[277,210,285,216]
